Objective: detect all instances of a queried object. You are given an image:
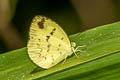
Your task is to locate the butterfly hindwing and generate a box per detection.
[27,16,72,69]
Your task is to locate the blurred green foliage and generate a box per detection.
[0,21,120,79]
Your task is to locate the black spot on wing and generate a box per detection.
[50,32,54,35]
[53,28,56,31]
[38,39,40,42]
[38,18,45,29]
[47,44,51,48]
[51,55,54,64]
[50,28,56,35]
[47,49,50,52]
[47,44,51,52]
[61,37,64,40]
[46,36,50,42]
[58,44,61,47]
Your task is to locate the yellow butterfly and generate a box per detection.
[27,16,82,69]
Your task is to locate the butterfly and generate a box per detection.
[27,16,82,69]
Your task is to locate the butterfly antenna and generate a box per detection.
[72,45,87,58]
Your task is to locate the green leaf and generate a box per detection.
[0,21,120,80]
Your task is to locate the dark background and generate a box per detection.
[0,0,120,53]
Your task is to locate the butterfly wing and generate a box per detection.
[27,16,72,69]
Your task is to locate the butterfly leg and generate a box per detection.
[72,47,79,58]
[73,51,79,58]
[62,57,67,65]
